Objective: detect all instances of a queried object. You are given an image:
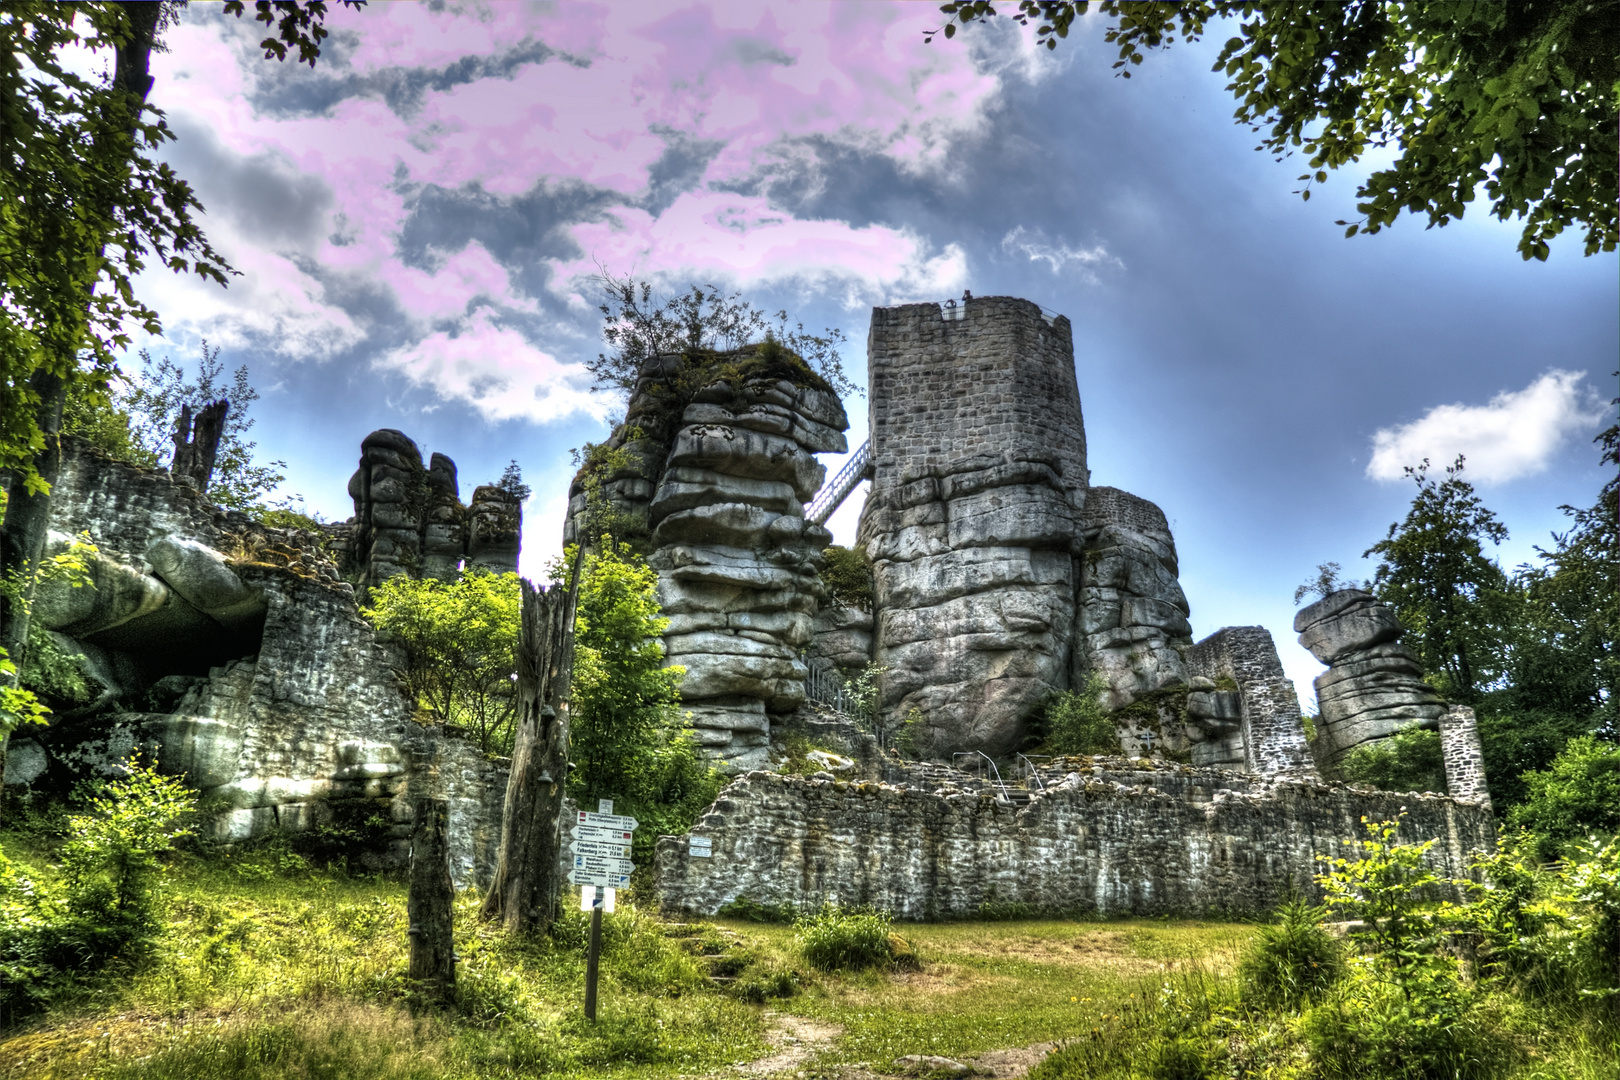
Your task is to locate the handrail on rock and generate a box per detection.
[805,439,872,526]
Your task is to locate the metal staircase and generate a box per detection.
[804,439,872,525]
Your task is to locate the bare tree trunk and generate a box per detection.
[481,569,581,934]
[0,5,161,813]
[170,398,230,492]
[408,797,456,1004]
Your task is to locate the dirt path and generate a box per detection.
[732,1012,845,1077]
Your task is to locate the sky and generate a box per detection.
[129,1,1617,709]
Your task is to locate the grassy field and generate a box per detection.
[0,837,1254,1080]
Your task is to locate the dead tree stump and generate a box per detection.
[170,399,229,492]
[482,572,581,935]
[408,796,456,1003]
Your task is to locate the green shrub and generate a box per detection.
[1043,675,1119,756]
[1028,971,1234,1080]
[718,896,800,923]
[820,545,873,610]
[795,905,912,972]
[1508,736,1620,860]
[1341,726,1446,793]
[1299,975,1503,1080]
[1237,895,1344,1010]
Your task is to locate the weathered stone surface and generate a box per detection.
[33,532,169,635]
[146,536,266,628]
[1297,592,1402,664]
[1300,590,1447,771]
[564,349,850,770]
[857,298,1088,758]
[1440,705,1491,811]
[466,485,520,573]
[1076,488,1192,709]
[1183,627,1317,777]
[656,766,1494,918]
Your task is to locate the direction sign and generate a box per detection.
[569,867,630,889]
[570,825,632,843]
[570,839,631,859]
[574,853,635,873]
[578,809,639,832]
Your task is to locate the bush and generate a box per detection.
[795,906,914,972]
[1508,736,1620,860]
[1475,709,1594,812]
[0,754,196,1021]
[1341,726,1446,793]
[1299,975,1501,1080]
[1237,895,1344,1010]
[1043,675,1119,756]
[820,545,872,610]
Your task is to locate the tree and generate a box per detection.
[1293,560,1367,605]
[495,460,531,502]
[0,1,359,790]
[362,570,522,755]
[566,539,720,863]
[930,1,1619,260]
[1365,456,1509,703]
[592,272,855,400]
[1508,736,1620,860]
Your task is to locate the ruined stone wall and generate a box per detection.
[858,298,1088,758]
[1183,627,1317,779]
[1440,705,1492,812]
[16,441,509,886]
[656,766,1494,918]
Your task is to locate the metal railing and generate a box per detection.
[1016,754,1049,791]
[805,439,871,525]
[952,751,1011,802]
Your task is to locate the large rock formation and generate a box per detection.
[1295,589,1444,767]
[344,430,520,588]
[564,348,849,771]
[8,439,509,886]
[857,297,1089,758]
[1076,487,1193,707]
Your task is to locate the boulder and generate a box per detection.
[146,536,266,628]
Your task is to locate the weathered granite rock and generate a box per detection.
[1296,590,1444,767]
[656,765,1494,918]
[146,536,267,628]
[344,431,522,587]
[564,350,850,771]
[1077,488,1192,707]
[858,298,1088,758]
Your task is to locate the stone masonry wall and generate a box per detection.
[656,766,1494,918]
[1182,627,1318,779]
[858,297,1089,758]
[23,441,509,886]
[1439,705,1492,812]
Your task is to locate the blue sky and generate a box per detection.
[132,3,1617,706]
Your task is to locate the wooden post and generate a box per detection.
[584,887,603,1021]
[408,797,456,1003]
[482,564,582,935]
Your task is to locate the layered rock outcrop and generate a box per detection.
[1076,487,1192,706]
[857,298,1089,758]
[564,349,849,771]
[344,430,520,588]
[1295,589,1444,767]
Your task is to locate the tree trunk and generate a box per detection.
[482,570,581,935]
[408,796,456,1004]
[0,5,161,809]
[170,398,230,492]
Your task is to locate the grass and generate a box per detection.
[0,830,1257,1080]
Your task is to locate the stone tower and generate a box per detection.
[857,296,1090,757]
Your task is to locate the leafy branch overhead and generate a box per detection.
[929,1,1619,260]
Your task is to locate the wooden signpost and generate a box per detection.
[568,799,638,1020]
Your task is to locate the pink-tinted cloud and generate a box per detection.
[138,1,1024,423]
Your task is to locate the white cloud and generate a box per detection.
[1366,370,1607,484]
[1000,226,1121,282]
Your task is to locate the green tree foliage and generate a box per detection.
[931,1,1619,260]
[1042,674,1120,755]
[591,273,854,400]
[819,545,873,610]
[1340,726,1446,794]
[1508,736,1620,860]
[1293,560,1366,605]
[1,754,196,1019]
[1365,457,1508,703]
[566,540,721,859]
[62,343,289,512]
[1,535,95,736]
[362,570,521,755]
